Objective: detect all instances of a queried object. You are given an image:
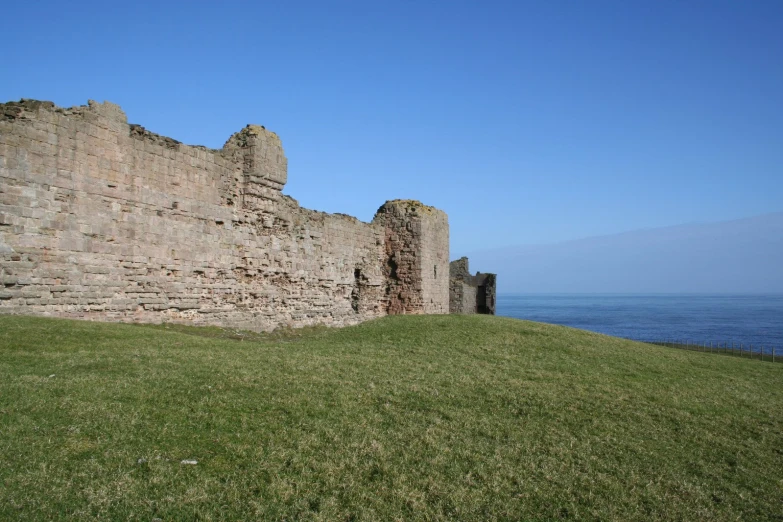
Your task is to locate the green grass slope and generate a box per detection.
[1,315,781,521]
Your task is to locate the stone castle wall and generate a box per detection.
[0,99,450,330]
[449,257,496,315]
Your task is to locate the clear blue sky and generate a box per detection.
[2,0,781,256]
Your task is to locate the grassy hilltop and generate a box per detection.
[1,315,781,521]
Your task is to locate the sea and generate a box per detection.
[498,294,783,352]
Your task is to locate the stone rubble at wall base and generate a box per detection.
[1,99,491,331]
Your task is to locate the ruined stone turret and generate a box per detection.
[373,200,450,314]
[449,257,496,314]
[222,124,287,211]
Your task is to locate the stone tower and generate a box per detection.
[374,200,450,315]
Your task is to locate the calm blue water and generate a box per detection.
[498,294,783,351]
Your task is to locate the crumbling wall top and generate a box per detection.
[223,124,287,190]
[1,98,127,124]
[377,199,441,216]
[450,256,471,281]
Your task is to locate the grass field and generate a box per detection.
[1,314,781,521]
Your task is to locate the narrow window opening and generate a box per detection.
[351,268,361,313]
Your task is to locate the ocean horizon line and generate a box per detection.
[498,292,783,297]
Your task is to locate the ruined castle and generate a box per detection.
[0,99,494,331]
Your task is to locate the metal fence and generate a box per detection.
[622,338,780,363]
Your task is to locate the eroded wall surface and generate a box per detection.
[0,99,449,330]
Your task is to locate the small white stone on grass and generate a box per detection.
[180,459,198,465]
[48,374,55,378]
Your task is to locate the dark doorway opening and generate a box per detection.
[477,285,489,314]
